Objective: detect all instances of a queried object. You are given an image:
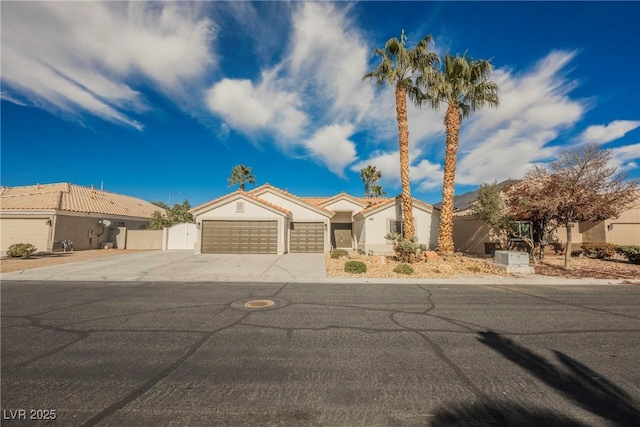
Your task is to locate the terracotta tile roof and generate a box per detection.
[357,196,436,217]
[191,190,291,216]
[0,183,161,218]
[300,195,392,209]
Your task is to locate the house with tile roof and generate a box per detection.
[0,183,162,253]
[190,184,439,255]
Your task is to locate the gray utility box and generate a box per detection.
[495,250,530,266]
[494,250,534,274]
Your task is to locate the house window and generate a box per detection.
[236,201,245,213]
[390,220,403,235]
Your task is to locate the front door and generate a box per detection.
[332,223,352,248]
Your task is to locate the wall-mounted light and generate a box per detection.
[45,219,52,226]
[196,222,201,229]
[607,223,614,231]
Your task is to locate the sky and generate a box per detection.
[1,1,639,208]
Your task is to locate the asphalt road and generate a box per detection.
[1,281,639,427]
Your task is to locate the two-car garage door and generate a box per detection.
[201,220,278,254]
[201,220,325,254]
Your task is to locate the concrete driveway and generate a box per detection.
[1,250,327,282]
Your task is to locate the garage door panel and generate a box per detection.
[290,222,324,253]
[1,218,50,253]
[201,220,277,254]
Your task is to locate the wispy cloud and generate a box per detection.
[1,2,216,130]
[576,120,640,145]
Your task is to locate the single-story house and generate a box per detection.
[0,183,162,253]
[190,184,440,255]
[442,183,640,253]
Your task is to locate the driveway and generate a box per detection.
[1,250,327,282]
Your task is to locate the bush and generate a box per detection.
[344,260,367,274]
[581,242,616,259]
[6,243,37,258]
[393,263,414,275]
[330,249,348,259]
[616,245,640,265]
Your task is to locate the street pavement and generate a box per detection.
[1,280,639,426]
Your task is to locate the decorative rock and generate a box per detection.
[378,256,386,265]
[425,251,438,259]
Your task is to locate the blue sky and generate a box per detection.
[2,1,639,208]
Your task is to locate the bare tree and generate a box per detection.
[514,144,638,268]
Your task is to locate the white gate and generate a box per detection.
[164,223,197,250]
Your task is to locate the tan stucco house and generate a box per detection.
[190,184,440,255]
[0,183,161,253]
[446,185,640,254]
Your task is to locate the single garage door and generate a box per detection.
[290,222,324,253]
[610,223,640,246]
[201,220,278,254]
[0,218,50,253]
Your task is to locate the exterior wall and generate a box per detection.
[453,217,493,254]
[258,191,332,251]
[580,221,606,243]
[194,199,287,254]
[53,213,149,251]
[359,202,438,254]
[354,218,366,252]
[323,199,365,213]
[126,230,163,250]
[552,224,583,251]
[331,212,353,223]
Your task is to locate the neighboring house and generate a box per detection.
[0,183,161,253]
[442,183,640,254]
[190,184,439,255]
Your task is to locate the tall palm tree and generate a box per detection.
[363,30,438,239]
[371,184,387,197]
[227,164,256,191]
[360,165,382,197]
[420,52,499,253]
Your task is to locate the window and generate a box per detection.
[390,220,403,235]
[236,201,245,213]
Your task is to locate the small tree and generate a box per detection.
[228,164,256,191]
[471,182,512,250]
[149,200,195,230]
[527,144,639,269]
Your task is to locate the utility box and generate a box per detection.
[494,250,534,274]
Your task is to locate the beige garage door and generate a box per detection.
[610,223,640,246]
[290,222,324,253]
[201,220,278,254]
[0,218,50,252]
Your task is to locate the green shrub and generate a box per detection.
[616,245,640,265]
[393,263,414,275]
[344,260,367,274]
[581,242,616,259]
[330,249,348,259]
[6,243,37,258]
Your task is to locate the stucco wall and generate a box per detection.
[324,199,364,212]
[53,214,149,251]
[453,217,492,254]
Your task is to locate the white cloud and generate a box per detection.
[577,120,640,145]
[610,143,640,171]
[305,124,357,176]
[1,2,215,129]
[453,50,585,185]
[205,68,307,140]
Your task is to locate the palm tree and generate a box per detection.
[360,165,382,197]
[363,30,438,239]
[420,52,499,253]
[227,164,256,191]
[371,184,387,197]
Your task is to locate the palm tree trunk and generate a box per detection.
[438,103,461,254]
[395,83,414,239]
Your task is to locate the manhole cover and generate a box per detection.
[244,299,275,309]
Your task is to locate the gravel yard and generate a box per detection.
[326,251,509,279]
[533,255,640,280]
[0,249,150,273]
